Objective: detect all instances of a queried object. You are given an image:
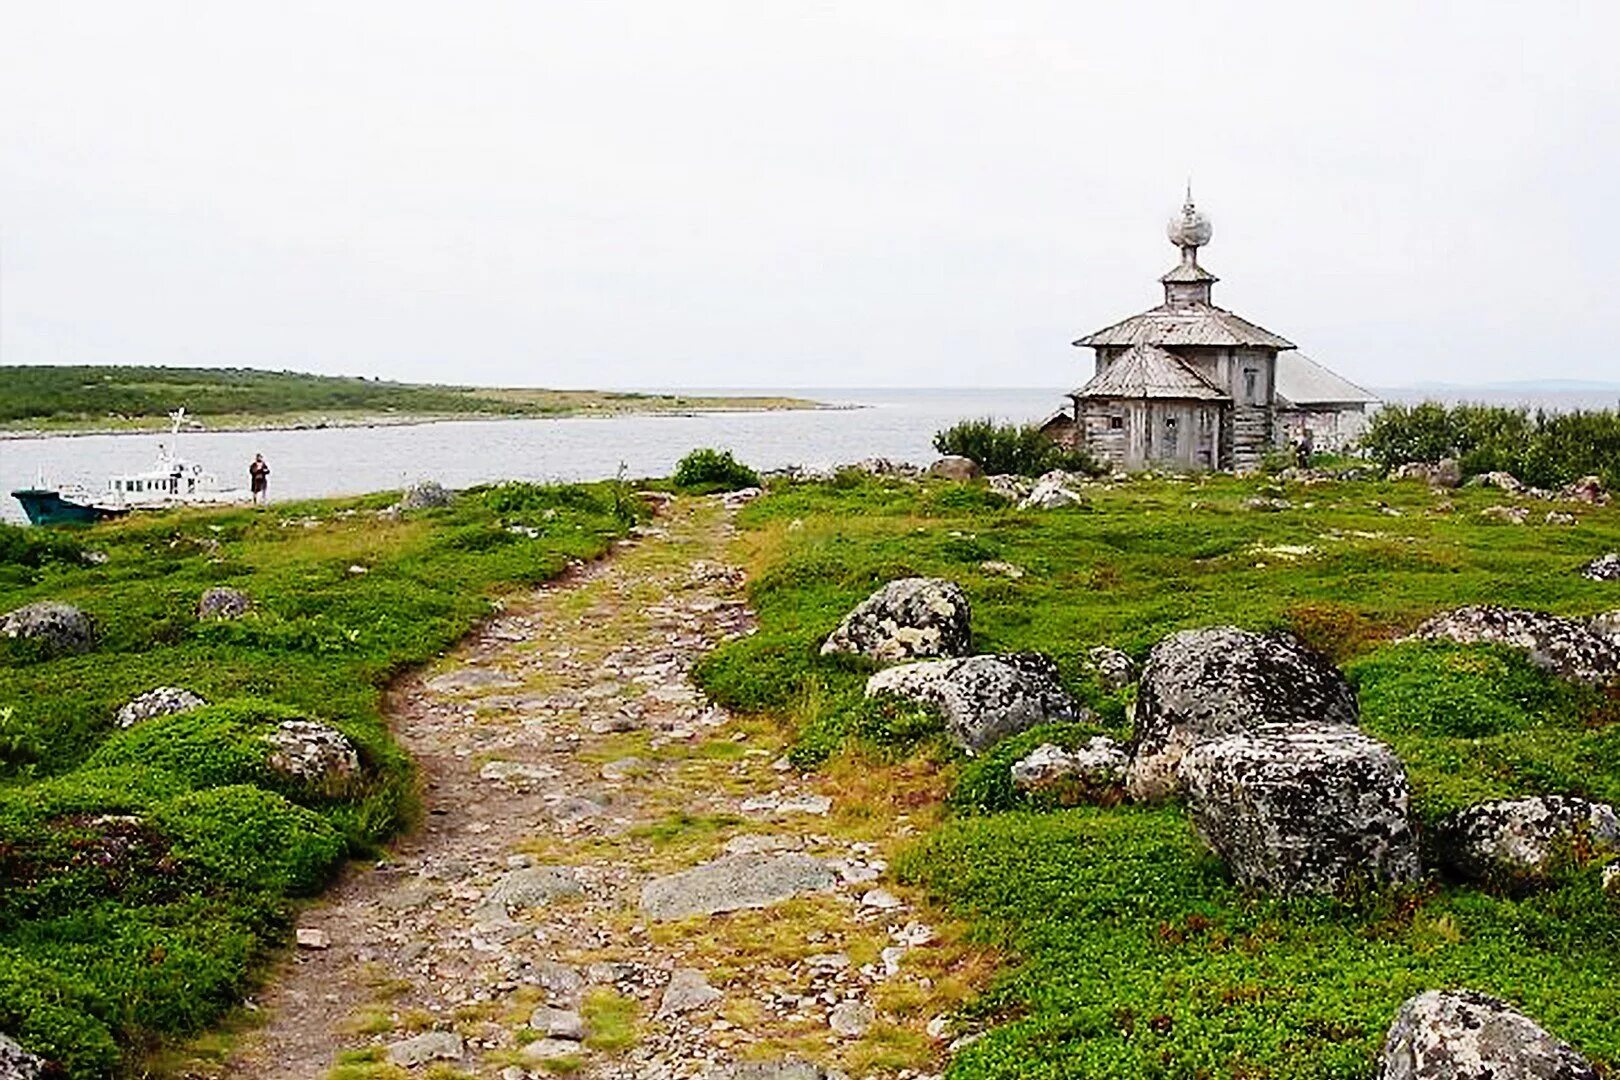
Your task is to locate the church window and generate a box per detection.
[1243,368,1258,402]
[1109,415,1123,430]
[1164,416,1179,453]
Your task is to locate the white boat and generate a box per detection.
[11,410,251,525]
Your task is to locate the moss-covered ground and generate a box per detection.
[694,471,1620,1078]
[0,482,640,1075]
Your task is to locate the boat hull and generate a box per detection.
[10,489,128,526]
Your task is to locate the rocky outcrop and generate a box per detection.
[264,720,361,786]
[1018,471,1087,510]
[1,601,94,657]
[641,853,837,920]
[1180,723,1420,894]
[0,1033,45,1080]
[399,480,453,509]
[820,578,972,663]
[115,686,206,728]
[1378,990,1598,1080]
[1436,796,1620,884]
[1128,626,1359,802]
[1011,738,1127,800]
[1407,606,1620,685]
[197,587,251,620]
[1580,553,1620,581]
[1081,645,1137,690]
[927,456,982,481]
[1473,471,1527,494]
[866,653,1080,753]
[985,475,1032,502]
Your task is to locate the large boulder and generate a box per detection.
[866,653,1080,753]
[1180,723,1420,894]
[1436,796,1620,885]
[264,720,360,786]
[0,1033,45,1080]
[927,456,982,481]
[820,578,972,663]
[116,686,206,728]
[1378,990,1598,1080]
[197,587,251,620]
[1010,737,1127,800]
[1407,606,1620,685]
[1128,626,1359,802]
[1,601,94,657]
[1580,553,1620,581]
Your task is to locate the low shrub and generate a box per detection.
[1360,401,1620,489]
[932,418,1098,478]
[672,448,761,493]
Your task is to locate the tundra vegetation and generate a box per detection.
[0,482,641,1075]
[1359,402,1620,490]
[693,467,1620,1077]
[931,419,1099,479]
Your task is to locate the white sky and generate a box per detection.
[2,1,1617,389]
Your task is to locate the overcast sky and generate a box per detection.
[3,2,1617,390]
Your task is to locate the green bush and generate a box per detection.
[672,448,761,493]
[932,418,1099,478]
[1361,402,1620,489]
[86,699,314,796]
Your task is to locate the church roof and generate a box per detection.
[1074,304,1296,350]
[1071,343,1230,401]
[1159,261,1218,284]
[1275,352,1380,407]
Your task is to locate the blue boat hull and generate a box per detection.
[11,489,126,526]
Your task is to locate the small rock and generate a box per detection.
[600,756,647,781]
[1019,473,1087,510]
[1545,510,1577,525]
[115,686,206,728]
[399,480,453,509]
[530,960,585,1003]
[1081,645,1137,690]
[1473,470,1526,493]
[479,760,559,784]
[521,1038,584,1064]
[866,653,1081,753]
[979,559,1025,579]
[722,833,801,856]
[657,968,724,1018]
[1010,738,1127,800]
[264,720,361,785]
[1377,989,1598,1079]
[926,1016,952,1040]
[820,578,972,663]
[1561,475,1609,505]
[386,1030,464,1067]
[530,1006,586,1040]
[1,601,94,656]
[1481,504,1529,524]
[1580,553,1620,582]
[196,587,251,620]
[860,888,902,910]
[828,1000,875,1038]
[295,927,329,949]
[477,866,583,921]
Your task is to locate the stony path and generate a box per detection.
[223,497,963,1080]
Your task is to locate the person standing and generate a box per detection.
[249,454,270,506]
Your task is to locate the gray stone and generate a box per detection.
[1408,605,1620,685]
[1436,796,1620,884]
[386,1030,464,1067]
[1082,645,1137,690]
[0,1033,44,1080]
[866,653,1080,753]
[115,686,206,728]
[704,1060,850,1080]
[657,968,724,1018]
[928,455,982,481]
[1128,626,1359,802]
[641,853,837,920]
[1,601,93,656]
[1378,989,1598,1079]
[820,578,972,663]
[529,959,585,1003]
[478,866,583,921]
[1019,472,1087,510]
[1473,470,1527,494]
[985,474,1032,501]
[264,720,360,785]
[529,1006,586,1040]
[1180,723,1420,894]
[1591,610,1620,646]
[1562,475,1609,505]
[828,1000,875,1038]
[399,480,453,509]
[521,1038,584,1063]
[1580,553,1620,581]
[196,587,251,620]
[1392,460,1460,487]
[1010,738,1127,799]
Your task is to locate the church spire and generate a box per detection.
[1161,188,1218,308]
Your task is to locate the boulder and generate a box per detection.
[1481,505,1529,524]
[820,578,972,663]
[1580,553,1620,581]
[1561,475,1609,505]
[1473,470,1527,494]
[1180,723,1420,894]
[264,720,361,785]
[641,853,837,920]
[1,601,93,656]
[197,587,251,620]
[865,653,1080,753]
[828,1000,875,1038]
[529,1006,586,1040]
[1378,989,1598,1080]
[0,1033,45,1080]
[928,455,982,481]
[985,474,1033,501]
[399,479,453,509]
[1081,645,1137,690]
[1010,738,1127,800]
[1436,796,1620,884]
[115,686,206,728]
[1407,606,1620,685]
[1019,472,1087,510]
[1128,626,1359,802]
[1392,461,1459,487]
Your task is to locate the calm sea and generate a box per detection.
[5,385,1617,525]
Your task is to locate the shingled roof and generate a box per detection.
[1074,304,1295,350]
[1072,343,1229,401]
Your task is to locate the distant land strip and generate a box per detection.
[0,365,828,437]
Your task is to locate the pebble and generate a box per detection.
[295,928,329,949]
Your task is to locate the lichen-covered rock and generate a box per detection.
[1392,460,1460,487]
[820,578,972,663]
[116,686,206,728]
[985,474,1032,502]
[1561,475,1609,505]
[264,720,360,784]
[1591,610,1620,646]
[1580,553,1620,581]
[866,653,1080,753]
[1,601,94,656]
[1128,626,1359,802]
[399,479,453,509]
[1082,645,1137,690]
[1180,723,1420,894]
[197,587,251,620]
[1473,470,1527,494]
[928,455,982,481]
[1378,989,1598,1080]
[0,1032,45,1080]
[1481,505,1529,524]
[1010,738,1127,799]
[1018,472,1087,510]
[1436,796,1620,884]
[1407,605,1620,685]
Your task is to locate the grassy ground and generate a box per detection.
[0,482,642,1075]
[0,365,819,434]
[694,470,1620,1078]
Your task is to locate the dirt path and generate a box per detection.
[221,497,965,1080]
